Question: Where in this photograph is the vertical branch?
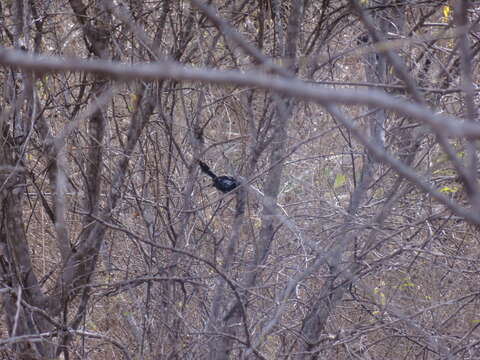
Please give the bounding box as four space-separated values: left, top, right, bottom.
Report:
53 142 70 262
0 1 55 357
454 1 480 209
249 0 303 286
0 137 51 358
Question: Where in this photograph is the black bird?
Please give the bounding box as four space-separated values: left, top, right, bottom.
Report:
198 160 239 193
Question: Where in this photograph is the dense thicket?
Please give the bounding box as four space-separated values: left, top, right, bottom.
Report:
0 1 479 359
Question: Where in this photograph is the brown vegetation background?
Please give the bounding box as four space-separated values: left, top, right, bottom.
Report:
0 0 480 359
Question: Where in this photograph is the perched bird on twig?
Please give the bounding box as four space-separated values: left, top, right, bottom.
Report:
198 160 239 193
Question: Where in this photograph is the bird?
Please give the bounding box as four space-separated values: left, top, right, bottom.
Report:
198 160 239 193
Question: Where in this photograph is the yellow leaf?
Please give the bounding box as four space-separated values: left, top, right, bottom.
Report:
400 281 415 288
442 5 450 22
443 5 450 19
439 185 458 193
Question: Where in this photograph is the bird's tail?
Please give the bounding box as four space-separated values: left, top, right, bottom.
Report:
198 160 217 179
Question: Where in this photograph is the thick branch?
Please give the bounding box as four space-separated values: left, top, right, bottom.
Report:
0 48 477 138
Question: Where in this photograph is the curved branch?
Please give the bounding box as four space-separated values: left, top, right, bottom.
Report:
0 48 477 139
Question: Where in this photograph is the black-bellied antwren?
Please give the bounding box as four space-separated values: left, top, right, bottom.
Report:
198 160 239 193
